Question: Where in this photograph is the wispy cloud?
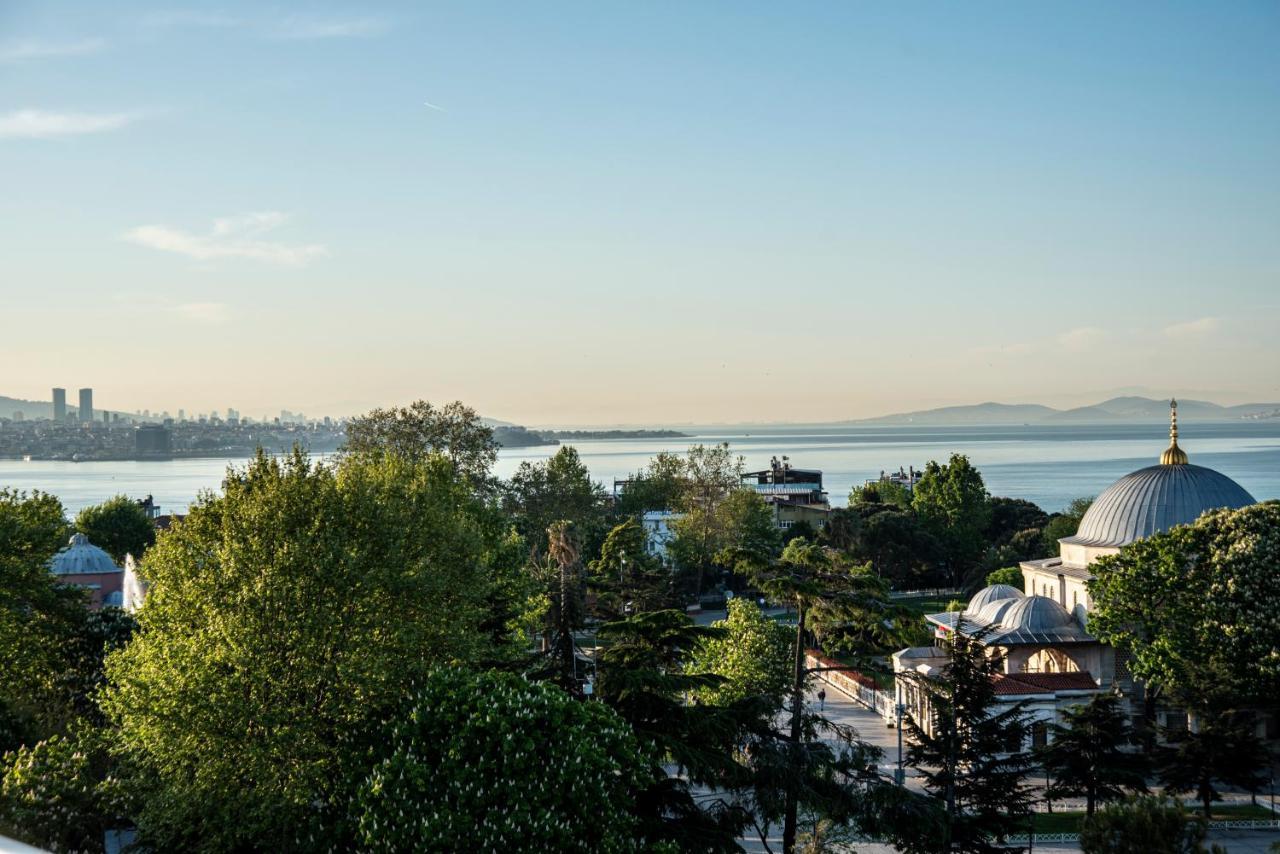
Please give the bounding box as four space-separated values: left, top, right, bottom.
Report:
271 17 388 40
142 10 386 40
0 109 138 139
170 302 230 324
112 292 232 325
1057 326 1105 352
0 37 106 62
1163 317 1220 339
123 212 328 266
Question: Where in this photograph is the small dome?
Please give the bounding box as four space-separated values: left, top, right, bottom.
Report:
49 533 120 576
977 597 1022 625
967 584 1024 614
1066 464 1254 548
999 595 1074 632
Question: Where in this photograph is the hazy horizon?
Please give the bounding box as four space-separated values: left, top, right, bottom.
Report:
4 2 1279 422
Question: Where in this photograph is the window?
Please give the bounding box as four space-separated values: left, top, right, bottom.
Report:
1164 711 1188 733
1032 721 1048 749
1073 590 1078 608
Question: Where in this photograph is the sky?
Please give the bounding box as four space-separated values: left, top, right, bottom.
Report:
2 2 1278 426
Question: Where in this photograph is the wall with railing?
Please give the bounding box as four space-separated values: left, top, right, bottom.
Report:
806 650 896 722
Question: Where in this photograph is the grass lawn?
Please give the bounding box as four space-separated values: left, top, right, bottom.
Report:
895 596 957 617
1029 802 1276 835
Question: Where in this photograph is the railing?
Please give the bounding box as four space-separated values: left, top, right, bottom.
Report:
805 651 896 720
1003 817 1280 845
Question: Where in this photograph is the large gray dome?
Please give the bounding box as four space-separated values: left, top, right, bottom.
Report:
49 533 120 576
1064 463 1254 548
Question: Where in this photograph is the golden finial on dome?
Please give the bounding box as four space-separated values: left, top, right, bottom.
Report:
1160 398 1188 465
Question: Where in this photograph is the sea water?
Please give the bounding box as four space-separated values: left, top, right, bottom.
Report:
2 422 1278 516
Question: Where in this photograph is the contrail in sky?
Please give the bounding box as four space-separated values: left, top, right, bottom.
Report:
423 100 445 112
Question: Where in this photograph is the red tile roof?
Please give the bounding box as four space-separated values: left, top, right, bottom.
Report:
991 672 1097 696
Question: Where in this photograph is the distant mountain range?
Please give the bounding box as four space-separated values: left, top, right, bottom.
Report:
843 396 1280 426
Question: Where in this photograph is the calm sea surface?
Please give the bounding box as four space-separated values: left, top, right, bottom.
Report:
3 423 1278 516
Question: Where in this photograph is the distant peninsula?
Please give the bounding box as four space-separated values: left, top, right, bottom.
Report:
836 396 1280 427
540 429 690 441
490 426 690 448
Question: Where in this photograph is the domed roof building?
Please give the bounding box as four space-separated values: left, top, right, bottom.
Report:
1026 400 1255 616
892 401 1259 738
49 532 123 610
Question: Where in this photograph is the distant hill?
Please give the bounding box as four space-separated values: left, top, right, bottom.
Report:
0 395 53 419
844 396 1280 426
851 402 1058 426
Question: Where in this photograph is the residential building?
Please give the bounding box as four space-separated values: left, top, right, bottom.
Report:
52 387 66 421
742 456 831 530
78 388 93 422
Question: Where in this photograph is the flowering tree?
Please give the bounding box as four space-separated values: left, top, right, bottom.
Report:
1089 501 1280 705
352 669 647 852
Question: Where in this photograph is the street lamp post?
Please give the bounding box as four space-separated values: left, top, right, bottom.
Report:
895 702 906 786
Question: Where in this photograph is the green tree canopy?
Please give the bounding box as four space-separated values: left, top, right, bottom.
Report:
896 628 1034 853
101 450 512 850
588 518 674 617
351 669 647 853
1040 694 1149 815
984 566 1024 589
1158 707 1267 818
1042 496 1093 553
341 399 497 481
911 454 992 586
0 489 83 751
1089 501 1280 705
74 495 155 564
1078 795 1210 854
687 598 792 709
505 446 608 557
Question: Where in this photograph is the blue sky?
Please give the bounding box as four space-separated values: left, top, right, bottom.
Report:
2 2 1278 424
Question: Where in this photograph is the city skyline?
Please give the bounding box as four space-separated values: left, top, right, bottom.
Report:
3 2 1279 423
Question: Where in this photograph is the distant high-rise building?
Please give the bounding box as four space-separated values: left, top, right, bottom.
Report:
52 388 66 421
178 408 185 421
78 388 93 422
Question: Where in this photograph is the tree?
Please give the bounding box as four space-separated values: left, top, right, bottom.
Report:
1042 497 1093 553
1040 694 1149 815
595 609 758 850
1159 706 1267 819
341 399 497 482
850 507 939 590
615 451 687 516
912 454 991 587
1079 795 1211 854
668 444 746 597
0 489 83 752
742 538 901 853
74 496 155 564
0 724 118 853
505 446 608 558
350 669 646 853
896 626 1035 853
687 599 792 709
538 520 588 695
984 497 1048 546
101 450 511 850
588 519 674 618
984 566 1024 589
1089 502 1280 705
852 480 912 508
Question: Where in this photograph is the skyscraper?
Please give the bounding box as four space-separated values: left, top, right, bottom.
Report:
52 388 66 421
78 388 93 422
